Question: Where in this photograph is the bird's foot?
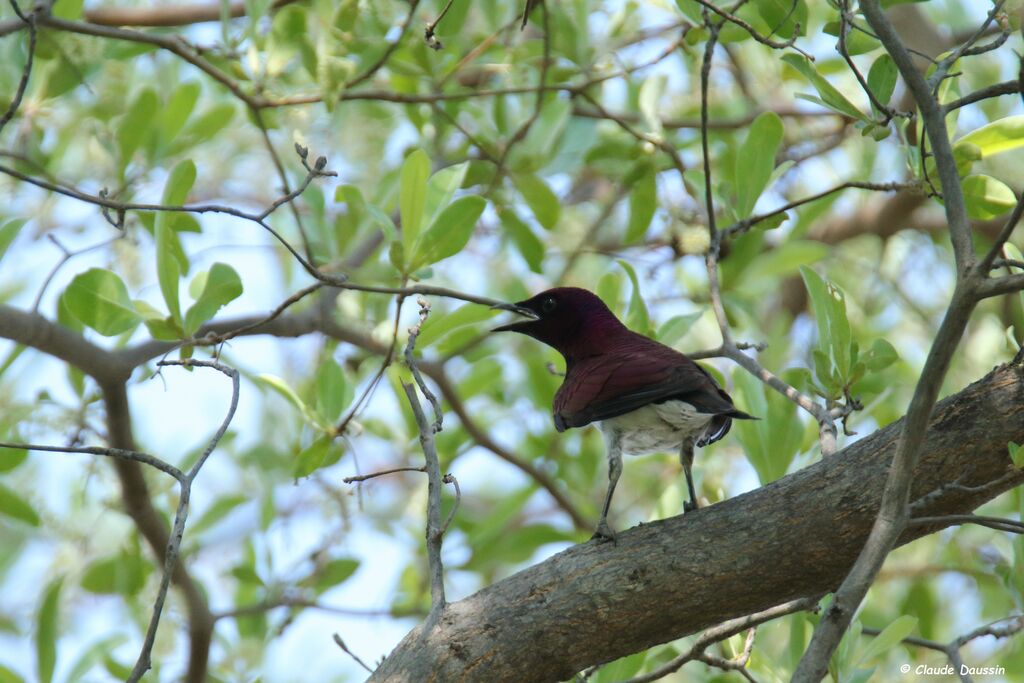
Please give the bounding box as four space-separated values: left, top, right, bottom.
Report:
591 521 618 544
683 500 698 513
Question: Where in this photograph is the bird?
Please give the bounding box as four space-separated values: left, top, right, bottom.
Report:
494 287 755 542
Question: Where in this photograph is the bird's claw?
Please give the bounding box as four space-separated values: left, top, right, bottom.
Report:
683 500 697 513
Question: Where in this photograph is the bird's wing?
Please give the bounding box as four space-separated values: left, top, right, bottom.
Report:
554 348 745 430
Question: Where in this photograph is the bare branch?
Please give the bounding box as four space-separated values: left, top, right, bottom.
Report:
0 441 183 481
722 182 913 239
0 0 37 136
127 358 240 682
944 79 1020 112
346 0 422 89
687 0 810 57
333 634 375 674
977 191 1024 274
405 298 443 433
908 514 1024 534
620 598 818 683
401 301 450 627
402 381 447 626
343 466 426 484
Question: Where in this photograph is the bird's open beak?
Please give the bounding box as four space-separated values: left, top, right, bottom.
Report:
491 302 538 332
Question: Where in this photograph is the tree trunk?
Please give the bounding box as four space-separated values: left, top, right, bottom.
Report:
371 358 1024 682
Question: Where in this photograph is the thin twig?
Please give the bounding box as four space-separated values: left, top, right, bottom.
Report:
687 0 810 57
333 634 374 674
908 514 1024 534
342 466 426 484
126 358 239 682
0 441 183 480
722 181 914 238
346 0 422 89
976 191 1024 274
863 614 1024 683
424 0 456 50
0 0 37 136
402 381 447 626
405 298 443 433
491 1 551 189
619 597 819 683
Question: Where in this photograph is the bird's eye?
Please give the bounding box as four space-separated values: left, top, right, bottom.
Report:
541 297 557 313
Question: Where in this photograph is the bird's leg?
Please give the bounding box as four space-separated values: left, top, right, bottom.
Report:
593 436 622 543
679 437 699 513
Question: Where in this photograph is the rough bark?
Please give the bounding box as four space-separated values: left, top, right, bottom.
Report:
371 358 1024 682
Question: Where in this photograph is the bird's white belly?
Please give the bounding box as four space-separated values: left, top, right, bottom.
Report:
598 401 712 455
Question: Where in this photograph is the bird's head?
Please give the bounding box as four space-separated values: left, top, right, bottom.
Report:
492 287 624 355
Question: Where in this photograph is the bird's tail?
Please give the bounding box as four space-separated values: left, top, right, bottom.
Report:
697 408 756 447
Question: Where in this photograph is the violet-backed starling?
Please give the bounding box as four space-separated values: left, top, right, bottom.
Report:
495 287 755 541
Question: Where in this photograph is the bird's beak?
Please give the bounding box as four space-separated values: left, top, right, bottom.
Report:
491 302 538 332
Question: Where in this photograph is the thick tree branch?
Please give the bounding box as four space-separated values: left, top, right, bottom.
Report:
370 360 1024 681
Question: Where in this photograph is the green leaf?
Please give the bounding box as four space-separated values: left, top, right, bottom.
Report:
822 20 880 55
854 615 917 666
190 494 249 536
735 111 784 219
61 268 141 336
863 339 898 372
638 73 667 135
117 89 157 171
304 558 359 593
732 369 801 484
500 210 545 273
155 224 182 327
740 240 829 284
410 195 485 269
783 54 865 121
36 578 62 683
800 266 853 390
51 0 81 19
0 663 24 683
617 260 651 335
1007 441 1022 469
294 434 338 477
158 159 197 214
399 149 431 257
0 482 39 526
335 184 398 241
754 0 808 39
961 175 1017 220
0 445 27 473
80 553 149 596
257 374 323 428
315 358 351 423
626 165 657 242
424 161 469 228
154 159 196 324
867 54 898 116
512 173 560 230
954 115 1024 160
0 218 27 266
418 304 495 348
174 103 236 151
64 635 128 683
183 262 243 334
657 312 703 347
160 82 201 144
231 564 264 586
